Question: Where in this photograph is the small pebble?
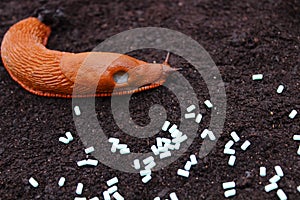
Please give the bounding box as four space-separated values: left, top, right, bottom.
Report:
259 167 266 177
228 155 236 166
204 100 213 108
276 189 287 200
252 74 263 80
289 109 297 119
230 131 240 142
106 177 118 186
28 177 39 188
274 166 284 177
241 140 251 150
177 169 189 178
58 177 66 187
276 85 284 93
74 106 81 116
186 105 196 112
76 183 83 195
224 189 236 198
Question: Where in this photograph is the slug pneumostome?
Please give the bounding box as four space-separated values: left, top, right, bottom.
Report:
1 17 175 98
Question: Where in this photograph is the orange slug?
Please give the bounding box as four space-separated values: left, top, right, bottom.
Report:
1 17 175 98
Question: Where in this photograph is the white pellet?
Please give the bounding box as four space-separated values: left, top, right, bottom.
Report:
274 166 284 177
276 189 287 200
90 197 99 200
228 155 236 166
223 148 235 155
65 132 74 141
77 160 87 167
76 183 83 195
207 130 216 141
29 177 39 188
86 159 98 166
289 109 297 119
276 85 284 93
113 192 124 200
169 124 178 133
174 143 181 150
230 131 240 142
222 181 236 189
241 140 251 150
84 146 95 154
74 198 86 200
293 135 300 141
111 144 117 153
140 169 151 176
103 191 111 200
74 106 81 116
169 192 178 200
259 167 266 177
158 146 169 153
142 174 152 183
151 145 160 155
190 154 197 165
225 140 235 149
297 145 300 155
204 100 213 108
269 175 281 183
107 185 118 194
297 185 300 192
120 148 130 154
201 129 209 139
252 74 263 80
160 151 171 159
195 113 203 123
186 105 196 112
58 177 66 187
162 121 171 131
154 197 160 200
59 137 69 144
106 177 118 186
116 144 127 150
108 137 119 144
156 137 163 147
224 189 236 198
145 161 156 170
184 113 196 119
184 161 192 171
177 169 189 178
172 134 188 143
143 156 154 165
133 159 141 170
168 144 176 150
161 138 171 144
171 129 182 138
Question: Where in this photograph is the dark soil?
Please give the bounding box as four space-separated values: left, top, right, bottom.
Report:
0 0 299 199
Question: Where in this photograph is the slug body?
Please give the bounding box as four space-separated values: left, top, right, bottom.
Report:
1 17 173 98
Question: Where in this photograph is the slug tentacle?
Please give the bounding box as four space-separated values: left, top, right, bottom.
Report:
1 17 174 98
